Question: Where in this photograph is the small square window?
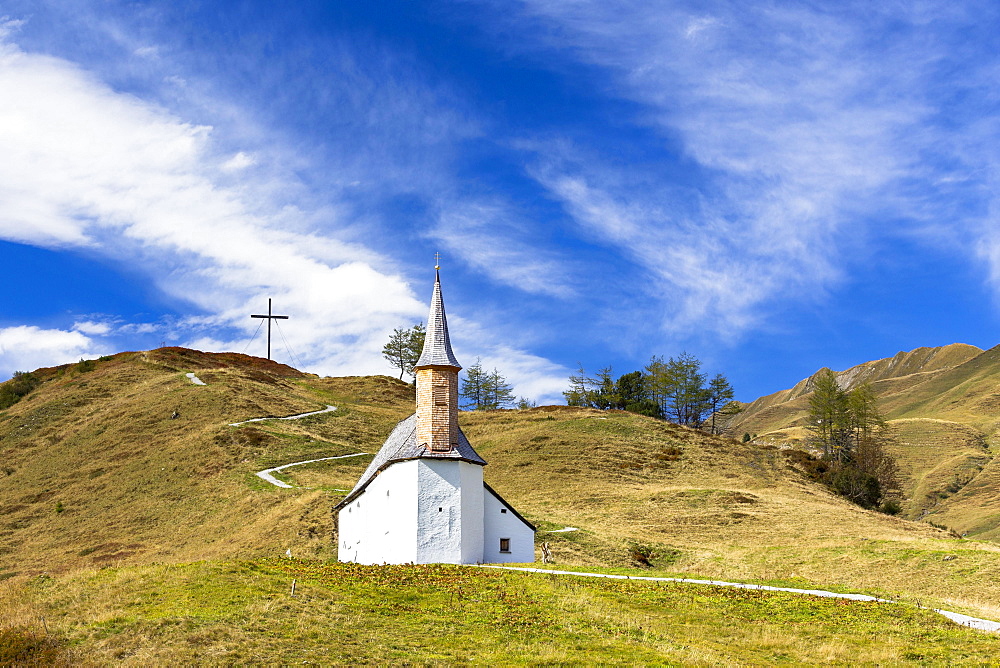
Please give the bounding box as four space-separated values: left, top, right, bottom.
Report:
499 538 511 553
501 509 507 514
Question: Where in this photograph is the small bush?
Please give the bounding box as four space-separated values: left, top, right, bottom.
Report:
0 371 41 410
828 467 881 509
77 359 96 373
0 626 64 665
629 543 656 567
880 498 902 515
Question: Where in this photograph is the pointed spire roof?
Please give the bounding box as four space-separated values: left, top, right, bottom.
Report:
415 268 461 370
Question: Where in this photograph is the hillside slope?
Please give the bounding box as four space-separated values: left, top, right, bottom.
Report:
0 348 413 573
724 343 1000 537
3 348 1000 621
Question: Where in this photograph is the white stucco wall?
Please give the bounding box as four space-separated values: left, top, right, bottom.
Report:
338 460 419 564
339 458 532 565
483 488 535 563
416 459 484 564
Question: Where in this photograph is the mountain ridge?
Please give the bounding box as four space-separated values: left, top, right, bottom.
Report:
724 342 1000 537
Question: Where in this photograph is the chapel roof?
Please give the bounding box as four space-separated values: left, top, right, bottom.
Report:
334 413 486 509
414 269 461 370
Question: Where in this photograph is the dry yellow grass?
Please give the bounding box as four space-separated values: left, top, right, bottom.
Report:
724 343 1000 543
4 348 1000 627
0 349 412 574
459 406 1000 619
4 559 999 665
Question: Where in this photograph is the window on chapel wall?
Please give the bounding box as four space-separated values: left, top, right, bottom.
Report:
499 538 510 553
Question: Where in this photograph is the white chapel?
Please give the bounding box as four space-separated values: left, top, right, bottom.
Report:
335 269 535 564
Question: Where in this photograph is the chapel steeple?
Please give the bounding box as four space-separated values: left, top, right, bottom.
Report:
414 264 462 452
415 268 462 370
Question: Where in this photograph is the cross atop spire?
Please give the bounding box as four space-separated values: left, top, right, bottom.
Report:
414 268 461 370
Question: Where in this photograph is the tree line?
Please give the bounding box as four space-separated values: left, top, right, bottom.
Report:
804 369 900 511
563 352 738 433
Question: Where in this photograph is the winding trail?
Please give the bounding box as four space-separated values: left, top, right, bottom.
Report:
230 404 338 426
233 403 368 488
480 566 1000 634
256 453 369 489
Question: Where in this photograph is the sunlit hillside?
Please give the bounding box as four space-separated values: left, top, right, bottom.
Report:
724 343 1000 538
2 350 998 607
0 348 412 573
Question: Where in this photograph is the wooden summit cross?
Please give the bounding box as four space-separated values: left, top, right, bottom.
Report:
251 298 289 360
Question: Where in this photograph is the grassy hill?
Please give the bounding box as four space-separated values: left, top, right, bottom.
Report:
0 348 414 573
3 348 1000 662
724 343 1000 538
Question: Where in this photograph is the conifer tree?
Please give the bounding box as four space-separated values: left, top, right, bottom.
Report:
645 355 669 415
706 373 735 434
591 366 616 410
460 358 487 409
484 367 515 409
664 352 709 426
563 363 595 407
807 369 850 460
807 373 900 508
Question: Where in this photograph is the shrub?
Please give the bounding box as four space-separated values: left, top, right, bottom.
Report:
629 543 656 567
0 371 41 410
828 466 881 509
625 399 663 418
0 626 64 665
880 498 902 515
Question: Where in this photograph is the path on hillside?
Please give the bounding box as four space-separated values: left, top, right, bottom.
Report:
480 566 1000 634
231 404 369 489
256 453 369 489
229 404 338 426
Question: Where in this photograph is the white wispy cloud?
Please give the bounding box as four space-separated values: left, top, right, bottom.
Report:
0 31 422 375
431 200 576 298
0 21 571 397
72 320 112 336
484 1 1000 334
0 325 104 376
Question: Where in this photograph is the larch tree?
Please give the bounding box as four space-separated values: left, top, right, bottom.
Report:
563 363 595 407
664 352 709 426
460 358 487 409
807 369 850 460
706 373 735 435
483 367 515 409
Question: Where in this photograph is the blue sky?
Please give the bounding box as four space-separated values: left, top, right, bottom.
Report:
2 0 1000 404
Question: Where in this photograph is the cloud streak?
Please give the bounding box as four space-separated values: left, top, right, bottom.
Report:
481 1 1000 335
0 16 572 399
0 32 424 373
0 326 102 377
